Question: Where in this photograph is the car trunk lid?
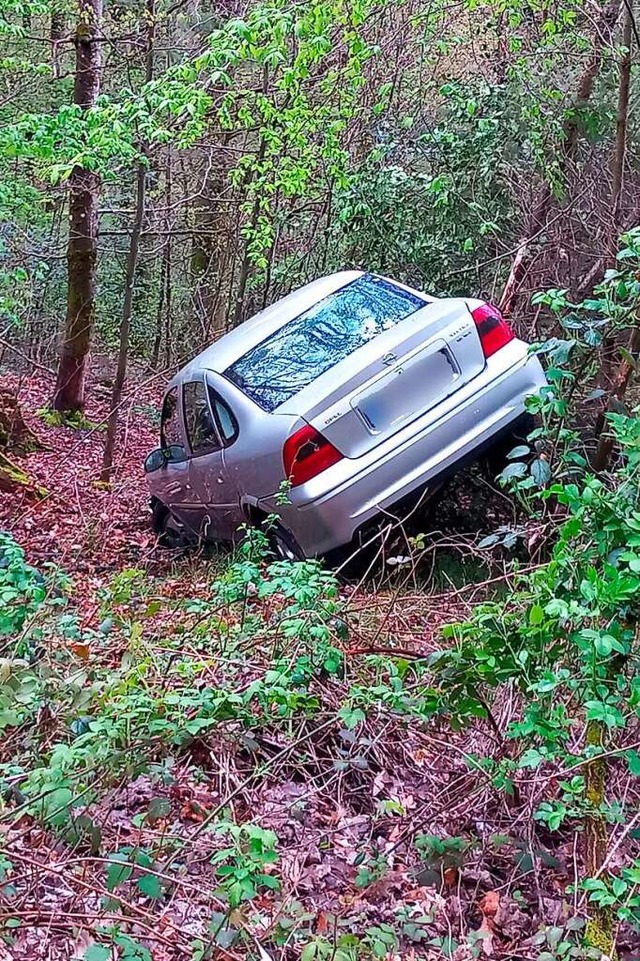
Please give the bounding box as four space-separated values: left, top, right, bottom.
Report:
279 298 485 458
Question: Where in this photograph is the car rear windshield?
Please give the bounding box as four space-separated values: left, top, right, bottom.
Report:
224 274 426 411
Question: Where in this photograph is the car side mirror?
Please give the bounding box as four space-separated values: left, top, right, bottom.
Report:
166 444 187 464
143 445 187 473
144 448 166 473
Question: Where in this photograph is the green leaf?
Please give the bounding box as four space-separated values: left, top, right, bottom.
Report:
84 946 111 961
507 445 530 459
499 461 528 481
477 534 499 549
530 457 551 486
626 750 640 776
612 877 627 897
519 748 545 769
529 604 544 626
106 855 132 892
137 873 163 899
338 706 366 729
146 797 171 823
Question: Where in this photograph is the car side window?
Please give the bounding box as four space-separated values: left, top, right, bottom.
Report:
160 387 182 448
183 381 222 456
207 385 238 446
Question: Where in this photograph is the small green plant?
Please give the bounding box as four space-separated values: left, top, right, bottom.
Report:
362 924 398 958
528 919 600 961
301 933 361 961
582 859 640 928
210 822 280 907
0 532 47 637
354 851 389 888
103 847 164 902
36 407 103 431
434 406 640 952
83 931 152 961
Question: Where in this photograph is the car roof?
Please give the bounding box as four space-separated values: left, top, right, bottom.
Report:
173 270 364 386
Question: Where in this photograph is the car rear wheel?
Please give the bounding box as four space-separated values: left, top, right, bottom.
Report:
269 523 306 562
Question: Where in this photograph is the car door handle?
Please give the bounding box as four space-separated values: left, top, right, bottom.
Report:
166 482 184 495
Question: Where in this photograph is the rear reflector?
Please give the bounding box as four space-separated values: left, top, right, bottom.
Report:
472 303 515 358
283 423 344 487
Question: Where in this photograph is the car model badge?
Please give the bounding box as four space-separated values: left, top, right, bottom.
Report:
382 352 397 366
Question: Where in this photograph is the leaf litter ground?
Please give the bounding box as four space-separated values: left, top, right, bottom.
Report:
0 370 628 961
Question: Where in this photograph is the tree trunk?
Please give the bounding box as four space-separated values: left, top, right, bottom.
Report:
151 146 172 368
232 134 266 329
592 1 635 471
583 721 615 953
100 0 153 481
592 321 640 471
610 1 632 231
499 0 622 317
52 0 103 412
191 181 226 342
151 236 170 367
599 0 634 385
100 162 147 481
0 389 40 453
0 390 42 496
51 10 65 79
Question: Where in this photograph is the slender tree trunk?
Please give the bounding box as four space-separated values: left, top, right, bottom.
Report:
100 0 154 480
499 0 622 317
152 237 170 367
232 208 257 328
191 166 227 342
100 162 147 481
152 146 172 367
163 249 172 367
583 721 615 953
592 0 635 472
592 321 640 471
610 1 632 230
52 0 103 411
51 9 65 79
232 140 266 329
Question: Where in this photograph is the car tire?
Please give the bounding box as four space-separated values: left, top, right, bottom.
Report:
268 523 306 562
151 499 189 549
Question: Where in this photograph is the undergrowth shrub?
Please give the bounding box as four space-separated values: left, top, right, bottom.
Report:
433 411 640 950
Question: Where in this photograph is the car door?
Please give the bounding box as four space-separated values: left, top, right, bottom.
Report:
182 376 241 542
152 385 205 538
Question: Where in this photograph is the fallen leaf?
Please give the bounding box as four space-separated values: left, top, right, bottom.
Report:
443 865 458 888
479 890 500 918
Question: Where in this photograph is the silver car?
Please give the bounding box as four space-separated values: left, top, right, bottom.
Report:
144 271 546 558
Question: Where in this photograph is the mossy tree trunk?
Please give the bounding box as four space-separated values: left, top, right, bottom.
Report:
0 389 39 452
584 720 616 956
52 0 103 412
0 389 41 494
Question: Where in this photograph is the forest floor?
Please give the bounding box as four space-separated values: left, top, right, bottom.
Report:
1 369 637 961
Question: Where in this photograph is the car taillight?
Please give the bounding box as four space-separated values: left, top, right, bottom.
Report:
283 423 343 487
472 303 515 358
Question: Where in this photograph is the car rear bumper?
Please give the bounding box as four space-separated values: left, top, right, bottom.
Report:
258 343 546 556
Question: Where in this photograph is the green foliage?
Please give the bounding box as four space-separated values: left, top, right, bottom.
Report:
329 80 520 292
435 403 640 932
498 227 640 494
0 532 46 636
354 851 389 888
36 408 104 430
211 821 280 906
